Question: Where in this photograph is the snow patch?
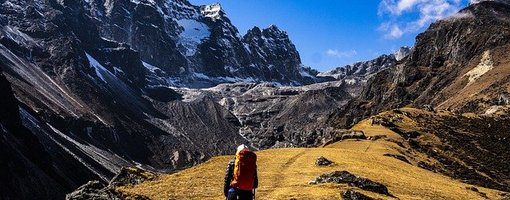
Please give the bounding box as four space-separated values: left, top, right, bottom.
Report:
2 26 38 47
176 19 210 56
299 69 314 78
192 72 257 83
465 50 494 86
86 53 108 83
344 79 357 85
142 61 161 73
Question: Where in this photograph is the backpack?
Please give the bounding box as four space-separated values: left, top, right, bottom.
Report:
230 149 257 191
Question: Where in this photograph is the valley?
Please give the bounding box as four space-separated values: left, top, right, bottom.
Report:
1 0 510 199
103 108 510 199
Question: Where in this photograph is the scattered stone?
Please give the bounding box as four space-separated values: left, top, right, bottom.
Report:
310 171 391 196
383 153 411 164
315 156 334 166
342 190 374 200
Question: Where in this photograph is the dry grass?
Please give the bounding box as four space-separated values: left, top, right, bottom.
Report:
118 118 505 200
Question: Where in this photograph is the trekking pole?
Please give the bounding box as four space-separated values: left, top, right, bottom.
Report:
253 189 256 200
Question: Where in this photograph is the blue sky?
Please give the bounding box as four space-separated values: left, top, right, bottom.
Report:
189 0 471 72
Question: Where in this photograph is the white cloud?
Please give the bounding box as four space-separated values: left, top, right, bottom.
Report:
388 25 404 39
326 49 357 58
378 0 466 39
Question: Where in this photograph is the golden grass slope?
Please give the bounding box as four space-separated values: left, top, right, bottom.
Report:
118 117 507 199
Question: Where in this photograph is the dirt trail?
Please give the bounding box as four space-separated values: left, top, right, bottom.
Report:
261 149 308 198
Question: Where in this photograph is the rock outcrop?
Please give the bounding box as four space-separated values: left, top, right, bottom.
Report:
315 156 334 166
66 167 154 200
310 171 391 196
342 190 374 200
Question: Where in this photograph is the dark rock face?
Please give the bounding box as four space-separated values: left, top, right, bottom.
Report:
315 156 333 166
82 0 320 87
310 171 391 196
0 0 248 197
241 25 315 84
0 68 77 199
342 190 374 200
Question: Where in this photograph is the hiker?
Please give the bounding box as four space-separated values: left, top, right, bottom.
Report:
224 144 258 200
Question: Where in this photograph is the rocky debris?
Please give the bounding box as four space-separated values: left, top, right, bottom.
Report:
342 190 374 200
310 171 391 196
189 82 357 149
66 181 123 200
67 167 154 200
383 153 411 164
315 156 334 166
109 167 158 187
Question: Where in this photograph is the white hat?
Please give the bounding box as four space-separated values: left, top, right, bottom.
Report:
236 144 249 154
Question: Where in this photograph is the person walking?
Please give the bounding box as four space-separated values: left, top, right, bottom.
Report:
224 144 258 200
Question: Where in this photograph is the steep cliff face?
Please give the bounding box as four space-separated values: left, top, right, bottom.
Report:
0 67 74 199
81 0 319 87
332 1 510 127
0 0 249 198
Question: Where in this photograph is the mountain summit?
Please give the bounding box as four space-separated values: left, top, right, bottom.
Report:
79 0 319 87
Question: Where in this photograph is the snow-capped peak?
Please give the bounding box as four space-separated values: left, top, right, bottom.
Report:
394 46 412 61
200 3 222 21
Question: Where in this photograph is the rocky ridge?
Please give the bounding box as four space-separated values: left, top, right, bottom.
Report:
82 0 321 87
318 46 411 80
332 1 510 127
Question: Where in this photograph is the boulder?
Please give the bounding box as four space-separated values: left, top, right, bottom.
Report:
310 171 391 196
315 156 334 166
